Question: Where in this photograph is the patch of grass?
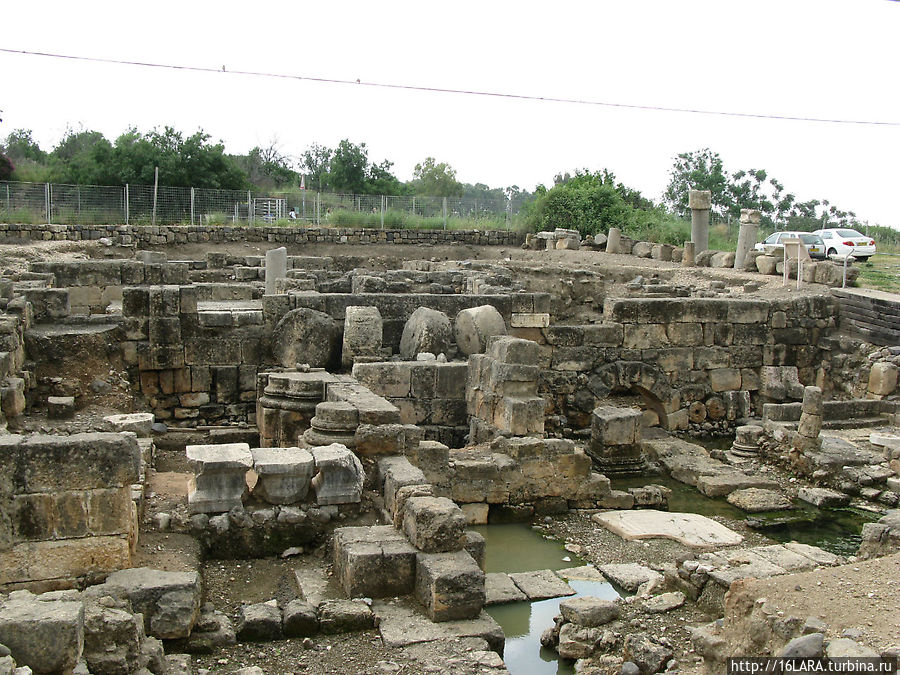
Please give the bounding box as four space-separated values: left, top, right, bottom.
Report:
854 254 900 294
0 207 46 224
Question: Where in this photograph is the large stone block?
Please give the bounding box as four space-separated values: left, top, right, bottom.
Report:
251 447 315 504
868 362 899 397
454 305 507 356
342 306 384 368
272 308 339 368
310 443 364 505
0 592 84 674
98 567 202 640
332 526 417 598
0 536 132 587
379 455 428 517
415 550 485 622
591 406 642 446
403 496 467 553
399 307 452 360
186 443 252 514
486 335 540 365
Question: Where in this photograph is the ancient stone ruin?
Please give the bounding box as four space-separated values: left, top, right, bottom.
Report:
0 222 897 674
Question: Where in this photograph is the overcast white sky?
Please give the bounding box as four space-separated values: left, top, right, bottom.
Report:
2 0 898 226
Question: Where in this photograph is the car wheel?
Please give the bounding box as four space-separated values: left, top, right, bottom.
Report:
827 248 838 257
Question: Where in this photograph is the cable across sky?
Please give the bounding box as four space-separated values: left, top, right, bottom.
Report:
2 47 899 128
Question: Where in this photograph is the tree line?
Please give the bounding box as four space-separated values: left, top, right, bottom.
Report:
0 126 531 203
0 126 871 235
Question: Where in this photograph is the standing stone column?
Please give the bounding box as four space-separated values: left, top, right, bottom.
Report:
682 241 696 267
606 227 622 254
265 247 288 295
734 209 761 270
689 190 711 253
790 386 823 465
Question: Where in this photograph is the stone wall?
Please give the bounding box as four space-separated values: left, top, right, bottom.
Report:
0 223 525 247
534 295 837 432
0 433 141 589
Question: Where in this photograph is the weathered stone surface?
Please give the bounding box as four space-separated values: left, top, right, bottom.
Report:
264 247 287 296
642 591 686 613
283 599 318 638
508 569 576 601
333 526 417 598
598 563 663 592
402 496 467 553
186 443 252 514
484 572 527 605
868 362 899 397
82 599 145 675
318 599 374 634
726 488 793 513
310 443 364 506
455 305 507 356
593 510 743 548
826 638 879 658
250 447 314 504
236 601 282 642
102 413 155 437
415 550 485 622
557 622 604 660
559 596 620 627
272 308 339 368
342 306 383 368
0 593 84 675
797 487 851 508
399 307 452 360
778 633 825 658
373 599 504 653
101 568 201 639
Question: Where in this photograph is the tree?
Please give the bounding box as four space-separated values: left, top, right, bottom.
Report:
663 149 730 219
49 128 115 185
367 159 408 196
236 141 297 189
300 143 332 192
412 157 463 197
3 129 46 163
0 152 13 181
328 139 370 194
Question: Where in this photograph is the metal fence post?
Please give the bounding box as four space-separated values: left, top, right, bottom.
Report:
151 167 159 227
46 183 51 224
381 195 385 229
190 187 195 225
442 197 447 230
316 192 320 226
248 190 252 225
124 184 129 225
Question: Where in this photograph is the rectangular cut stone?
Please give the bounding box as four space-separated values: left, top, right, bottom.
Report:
415 550 485 622
403 496 467 553
0 536 132 586
510 313 550 328
591 406 641 446
250 447 315 504
310 443 365 506
508 569 576 601
333 526 417 598
379 456 428 517
186 443 252 514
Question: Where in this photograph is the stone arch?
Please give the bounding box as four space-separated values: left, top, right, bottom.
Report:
588 361 676 429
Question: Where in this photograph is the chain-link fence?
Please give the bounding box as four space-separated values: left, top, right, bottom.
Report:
0 181 527 230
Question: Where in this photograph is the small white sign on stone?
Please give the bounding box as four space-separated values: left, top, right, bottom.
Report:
592 509 743 548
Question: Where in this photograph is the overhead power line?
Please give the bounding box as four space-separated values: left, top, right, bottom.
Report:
2 47 899 127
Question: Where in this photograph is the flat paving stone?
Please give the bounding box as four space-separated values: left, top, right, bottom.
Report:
642 591 686 613
508 569 576 601
484 573 527 606
592 510 743 548
555 565 606 583
373 598 504 653
726 488 794 512
598 563 663 592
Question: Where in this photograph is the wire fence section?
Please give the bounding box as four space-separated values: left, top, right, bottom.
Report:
0 181 526 229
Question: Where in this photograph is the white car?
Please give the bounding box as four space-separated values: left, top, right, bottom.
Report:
813 228 876 262
754 231 825 260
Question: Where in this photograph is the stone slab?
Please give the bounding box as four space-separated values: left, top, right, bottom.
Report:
508 569 576 601
484 572 528 605
373 599 505 653
555 565 606 582
597 563 663 592
592 510 743 548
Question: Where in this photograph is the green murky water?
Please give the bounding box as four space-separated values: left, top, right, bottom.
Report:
473 524 621 675
610 475 879 557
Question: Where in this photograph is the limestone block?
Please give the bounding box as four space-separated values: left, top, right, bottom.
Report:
100 567 202 640
379 455 428 516
317 599 374 634
283 600 318 638
82 601 146 675
756 255 778 275
102 413 154 437
310 443 364 506
1 377 25 418
415 550 485 622
689 190 711 210
342 306 384 368
332 526 417 598
236 600 282 641
868 362 899 397
485 335 541 365
709 368 741 392
557 622 604 660
510 313 550 328
591 406 642 446
272 308 339 368
454 305 507 356
559 596 620 627
710 251 735 268
399 307 452 360
403 496 467 553
47 395 75 418
186 443 252 514
352 362 412 398
555 237 579 250
264 247 288 296
632 241 653 258
250 447 314 504
0 593 83 674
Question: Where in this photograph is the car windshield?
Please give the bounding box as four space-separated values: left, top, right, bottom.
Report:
799 234 822 245
834 229 864 238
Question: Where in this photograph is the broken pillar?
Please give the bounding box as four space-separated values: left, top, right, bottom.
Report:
682 241 696 267
689 190 711 253
251 447 315 504
606 227 622 254
588 406 646 475
303 401 359 448
399 307 452 360
310 443 364 506
342 306 384 368
265 246 288 295
734 209 760 270
791 386 823 463
454 305 507 356
186 442 252 514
